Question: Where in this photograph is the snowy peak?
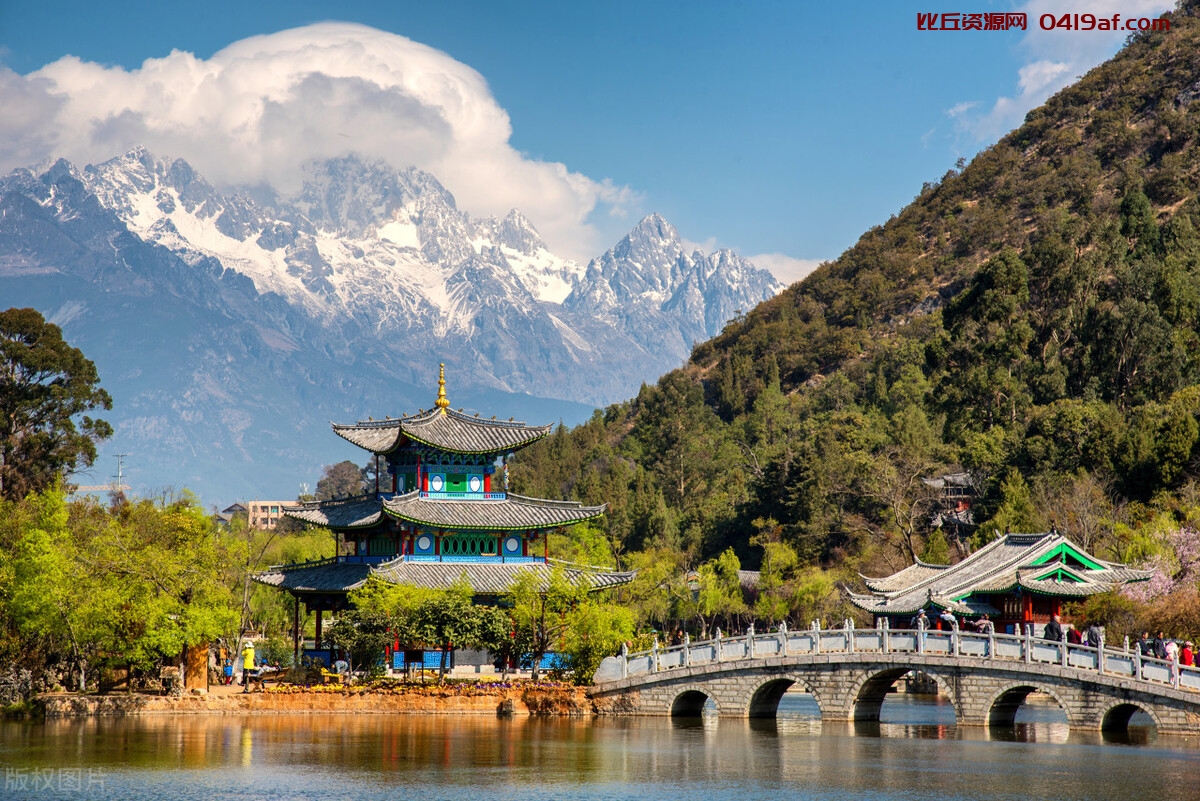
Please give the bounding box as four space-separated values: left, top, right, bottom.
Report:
287 155 454 235
494 209 545 255
7 148 781 405
564 212 783 341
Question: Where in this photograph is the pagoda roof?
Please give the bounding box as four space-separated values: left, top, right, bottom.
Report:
370 559 634 594
282 496 383 529
382 491 605 531
847 532 1153 616
332 408 552 455
253 558 633 596
254 559 372 593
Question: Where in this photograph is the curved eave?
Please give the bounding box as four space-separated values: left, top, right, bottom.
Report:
253 560 371 593
282 496 384 530
382 506 606 532
846 592 925 616
381 491 605 532
1017 577 1118 597
331 422 403 454
399 428 549 456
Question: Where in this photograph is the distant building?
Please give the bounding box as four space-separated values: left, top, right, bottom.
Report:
922 471 975 536
247 500 289 530
215 503 247 529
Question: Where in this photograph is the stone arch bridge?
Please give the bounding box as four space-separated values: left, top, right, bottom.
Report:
588 625 1200 734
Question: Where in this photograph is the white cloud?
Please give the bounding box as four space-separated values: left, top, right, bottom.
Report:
681 235 719 254
946 101 980 119
957 0 1174 141
748 253 825 285
0 22 636 260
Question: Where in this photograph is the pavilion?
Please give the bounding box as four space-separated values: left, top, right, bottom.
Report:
254 364 633 668
846 531 1152 635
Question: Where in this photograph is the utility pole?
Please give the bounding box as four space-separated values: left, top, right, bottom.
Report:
113 454 128 492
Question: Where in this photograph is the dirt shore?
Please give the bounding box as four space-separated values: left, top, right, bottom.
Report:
36 682 595 718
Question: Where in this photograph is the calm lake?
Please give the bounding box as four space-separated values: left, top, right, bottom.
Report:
2 693 1198 800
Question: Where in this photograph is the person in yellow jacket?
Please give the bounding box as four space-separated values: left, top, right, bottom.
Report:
240 641 256 693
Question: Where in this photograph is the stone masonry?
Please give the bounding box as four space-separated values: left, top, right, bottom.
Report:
588 652 1200 734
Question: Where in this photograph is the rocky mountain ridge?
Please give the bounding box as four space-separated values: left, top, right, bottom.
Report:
0 149 781 501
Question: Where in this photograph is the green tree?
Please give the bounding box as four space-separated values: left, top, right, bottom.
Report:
976 469 1043 542
920 529 951 565
8 486 108 690
507 568 586 680
560 601 634 684
315 460 368 500
751 517 799 626
323 606 393 679
416 576 484 681
695 548 747 637
0 308 112 501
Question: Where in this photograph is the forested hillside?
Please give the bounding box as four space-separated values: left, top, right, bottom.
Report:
511 1 1200 636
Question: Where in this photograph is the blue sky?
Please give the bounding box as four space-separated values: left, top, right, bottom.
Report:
0 0 1175 279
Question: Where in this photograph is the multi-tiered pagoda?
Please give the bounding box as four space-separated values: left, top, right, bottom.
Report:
256 365 631 667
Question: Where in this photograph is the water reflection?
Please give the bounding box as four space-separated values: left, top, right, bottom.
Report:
1 708 1199 801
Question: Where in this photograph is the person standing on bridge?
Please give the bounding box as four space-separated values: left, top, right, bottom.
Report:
1182 641 1195 667
978 614 994 656
1086 623 1103 650
1044 615 1064 642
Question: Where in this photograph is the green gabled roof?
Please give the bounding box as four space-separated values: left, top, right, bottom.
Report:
1031 566 1088 583
848 532 1153 616
1030 542 1104 571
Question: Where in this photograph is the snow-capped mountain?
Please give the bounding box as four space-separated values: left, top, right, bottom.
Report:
0 148 782 501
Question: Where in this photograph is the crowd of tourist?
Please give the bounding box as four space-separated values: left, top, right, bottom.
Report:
907 609 1196 679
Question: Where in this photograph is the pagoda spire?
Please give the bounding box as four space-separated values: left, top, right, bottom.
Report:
435 363 450 413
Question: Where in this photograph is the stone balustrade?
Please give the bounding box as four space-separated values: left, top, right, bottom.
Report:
589 621 1200 733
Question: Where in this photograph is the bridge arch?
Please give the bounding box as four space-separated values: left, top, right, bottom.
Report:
1098 699 1160 733
847 667 958 722
669 684 720 717
746 674 823 719
984 683 1074 728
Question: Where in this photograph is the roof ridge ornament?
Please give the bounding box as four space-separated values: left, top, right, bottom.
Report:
435 363 450 413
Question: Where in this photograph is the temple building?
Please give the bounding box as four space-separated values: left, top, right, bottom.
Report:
255 365 633 668
847 532 1152 635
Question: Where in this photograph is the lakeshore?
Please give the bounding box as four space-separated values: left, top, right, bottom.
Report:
32 681 592 718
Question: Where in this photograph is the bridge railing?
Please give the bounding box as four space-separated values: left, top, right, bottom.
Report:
595 622 1200 694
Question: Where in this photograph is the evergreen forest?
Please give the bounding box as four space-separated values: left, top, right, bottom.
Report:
509 0 1200 643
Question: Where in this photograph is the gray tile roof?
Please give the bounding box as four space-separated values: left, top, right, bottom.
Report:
848 532 1153 616
370 559 634 594
282 496 383 529
331 420 403 453
382 491 605 531
332 408 552 455
254 559 372 593
254 558 633 596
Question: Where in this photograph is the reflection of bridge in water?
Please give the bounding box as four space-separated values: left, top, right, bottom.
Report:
589 625 1200 734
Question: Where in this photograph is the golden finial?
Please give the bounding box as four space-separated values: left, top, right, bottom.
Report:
435 363 450 413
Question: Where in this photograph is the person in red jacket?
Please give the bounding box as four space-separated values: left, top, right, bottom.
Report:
1182 641 1195 667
